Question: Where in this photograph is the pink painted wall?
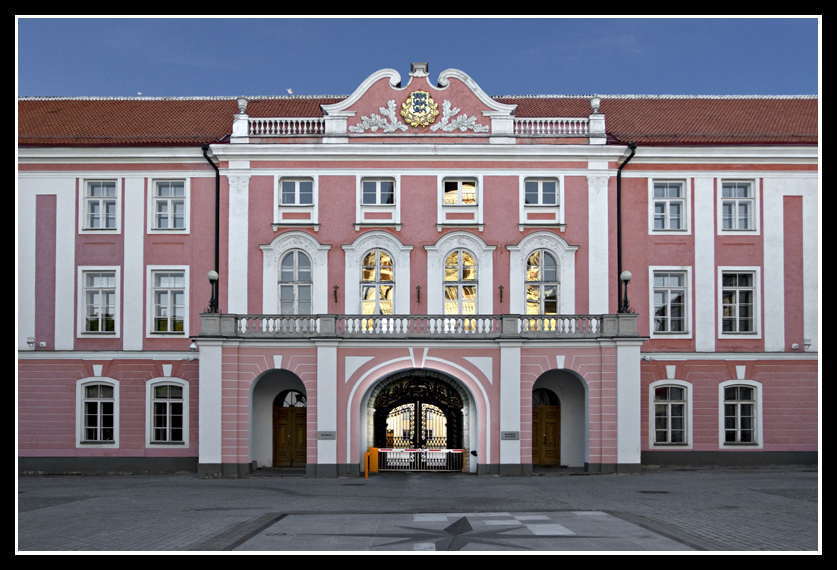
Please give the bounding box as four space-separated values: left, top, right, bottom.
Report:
18 359 199 457
640 359 818 452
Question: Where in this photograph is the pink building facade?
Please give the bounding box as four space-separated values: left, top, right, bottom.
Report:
18 64 819 476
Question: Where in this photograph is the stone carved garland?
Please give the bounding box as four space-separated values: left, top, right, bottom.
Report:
349 99 489 134
348 100 408 133
430 100 490 133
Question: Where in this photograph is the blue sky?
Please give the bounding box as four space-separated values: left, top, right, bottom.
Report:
16 17 820 98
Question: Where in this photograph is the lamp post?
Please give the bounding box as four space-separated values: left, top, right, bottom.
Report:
619 270 633 314
207 270 219 313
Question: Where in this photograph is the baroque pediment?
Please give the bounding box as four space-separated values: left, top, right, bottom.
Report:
320 64 517 138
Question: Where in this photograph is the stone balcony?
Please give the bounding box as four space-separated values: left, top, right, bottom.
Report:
198 313 639 341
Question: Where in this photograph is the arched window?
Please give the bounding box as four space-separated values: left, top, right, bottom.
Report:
279 251 312 315
723 384 757 444
361 249 394 315
653 385 686 444
151 383 184 443
82 383 115 442
444 250 477 315
526 250 559 315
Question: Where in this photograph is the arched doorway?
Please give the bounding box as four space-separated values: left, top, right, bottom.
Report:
532 369 588 468
371 370 464 450
532 388 561 466
272 390 306 467
250 368 307 468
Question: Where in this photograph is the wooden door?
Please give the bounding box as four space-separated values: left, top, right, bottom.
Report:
532 405 561 466
273 407 307 467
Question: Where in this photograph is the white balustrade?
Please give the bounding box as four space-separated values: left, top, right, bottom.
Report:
248 117 325 136
513 117 589 137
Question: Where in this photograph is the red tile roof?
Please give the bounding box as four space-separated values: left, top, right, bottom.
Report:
19 95 817 147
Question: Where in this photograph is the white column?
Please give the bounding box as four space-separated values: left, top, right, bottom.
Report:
801 187 818 353
198 340 224 467
694 177 716 352
616 341 642 468
316 342 338 472
587 173 610 313
499 344 521 468
123 177 145 350
226 170 250 314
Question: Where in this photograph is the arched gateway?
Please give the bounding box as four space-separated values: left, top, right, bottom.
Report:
365 369 472 472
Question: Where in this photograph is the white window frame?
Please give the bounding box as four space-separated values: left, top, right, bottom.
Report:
717 179 760 235
443 249 479 316
649 266 692 339
260 231 331 315
649 379 693 449
76 377 119 448
519 175 565 231
79 178 121 234
425 231 496 315
355 175 401 230
506 232 578 315
342 231 412 315
77 266 121 338
648 178 691 234
279 250 313 315
148 178 190 234
274 175 319 231
146 377 189 447
718 379 763 449
437 175 484 231
717 267 761 339
146 266 190 338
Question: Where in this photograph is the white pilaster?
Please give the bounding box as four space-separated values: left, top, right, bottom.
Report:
587 173 610 313
227 171 250 313
694 177 716 352
123 177 145 350
198 341 224 465
762 184 785 351
616 341 642 466
499 344 521 466
316 342 338 466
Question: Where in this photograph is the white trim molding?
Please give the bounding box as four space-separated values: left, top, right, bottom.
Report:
718 378 764 450
145 266 190 338
507 231 578 315
648 177 692 235
648 266 693 340
648 378 694 450
274 175 319 231
76 376 120 449
145 376 190 448
717 266 762 340
342 231 413 315
260 231 331 315
425 231 496 315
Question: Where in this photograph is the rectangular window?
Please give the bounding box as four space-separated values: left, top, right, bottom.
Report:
443 180 477 205
152 271 185 332
721 181 754 230
524 179 558 206
84 272 116 333
281 179 314 205
153 181 185 229
653 272 687 333
721 272 755 333
361 179 395 205
152 384 184 443
653 182 684 230
85 181 117 229
654 386 686 444
83 384 115 442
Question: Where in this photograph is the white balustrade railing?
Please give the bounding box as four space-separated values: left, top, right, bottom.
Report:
513 117 589 136
219 314 620 339
248 117 326 136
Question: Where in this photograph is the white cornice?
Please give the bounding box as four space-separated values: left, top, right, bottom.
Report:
18 351 196 360
436 69 517 116
641 352 818 361
320 69 403 116
17 147 215 163
625 145 819 163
